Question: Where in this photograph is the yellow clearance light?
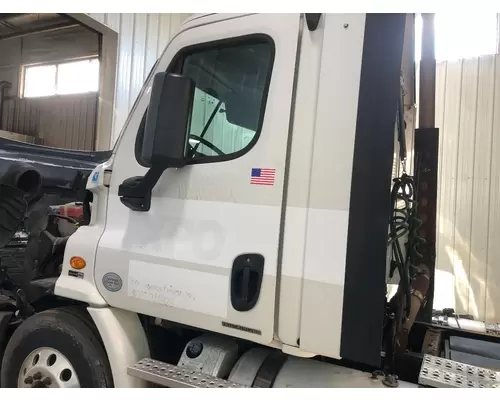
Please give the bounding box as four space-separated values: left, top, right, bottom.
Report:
70 256 86 270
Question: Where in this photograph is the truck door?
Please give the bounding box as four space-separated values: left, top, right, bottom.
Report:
94 14 301 345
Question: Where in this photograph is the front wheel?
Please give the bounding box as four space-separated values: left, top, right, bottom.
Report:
1 307 113 388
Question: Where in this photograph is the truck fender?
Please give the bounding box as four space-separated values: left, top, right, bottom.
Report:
87 307 150 388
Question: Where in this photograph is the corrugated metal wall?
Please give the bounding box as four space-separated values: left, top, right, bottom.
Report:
1 94 97 150
434 54 500 323
86 13 192 144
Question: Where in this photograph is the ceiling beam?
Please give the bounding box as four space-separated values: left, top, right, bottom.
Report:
0 22 79 41
0 14 24 22
0 20 21 32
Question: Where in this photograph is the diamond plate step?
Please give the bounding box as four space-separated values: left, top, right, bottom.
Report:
419 354 500 388
128 358 249 388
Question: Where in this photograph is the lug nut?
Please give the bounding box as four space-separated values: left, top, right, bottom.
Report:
42 377 52 386
24 376 33 384
33 372 42 380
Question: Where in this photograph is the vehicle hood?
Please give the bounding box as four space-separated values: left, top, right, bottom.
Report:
0 138 112 200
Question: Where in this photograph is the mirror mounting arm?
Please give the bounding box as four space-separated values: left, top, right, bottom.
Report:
118 166 166 212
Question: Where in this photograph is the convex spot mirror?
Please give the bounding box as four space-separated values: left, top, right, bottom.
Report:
141 72 195 169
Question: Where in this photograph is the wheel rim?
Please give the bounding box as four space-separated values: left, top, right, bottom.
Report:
18 347 81 388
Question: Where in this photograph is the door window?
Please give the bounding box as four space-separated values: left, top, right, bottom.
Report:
181 38 274 161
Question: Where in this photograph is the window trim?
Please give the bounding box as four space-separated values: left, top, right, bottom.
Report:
21 55 100 99
135 34 276 168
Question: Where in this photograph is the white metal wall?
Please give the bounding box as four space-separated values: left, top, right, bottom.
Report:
433 54 500 323
87 13 191 144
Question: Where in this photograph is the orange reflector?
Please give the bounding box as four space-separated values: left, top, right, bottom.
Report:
70 256 86 270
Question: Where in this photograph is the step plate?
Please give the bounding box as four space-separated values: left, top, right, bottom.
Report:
128 358 248 388
419 354 500 388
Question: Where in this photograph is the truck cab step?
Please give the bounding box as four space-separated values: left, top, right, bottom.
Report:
127 358 248 388
419 354 500 388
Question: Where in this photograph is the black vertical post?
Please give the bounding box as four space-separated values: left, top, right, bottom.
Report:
416 13 439 322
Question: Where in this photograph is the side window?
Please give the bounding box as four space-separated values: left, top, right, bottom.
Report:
181 38 274 160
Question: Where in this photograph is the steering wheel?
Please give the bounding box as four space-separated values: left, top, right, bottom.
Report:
189 134 226 156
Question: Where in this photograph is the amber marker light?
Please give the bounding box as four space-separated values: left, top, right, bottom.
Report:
70 256 86 270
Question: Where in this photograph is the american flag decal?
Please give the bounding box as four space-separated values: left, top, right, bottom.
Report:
250 168 276 186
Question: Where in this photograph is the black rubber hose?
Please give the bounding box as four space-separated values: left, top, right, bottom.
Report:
388 174 423 319
0 162 42 201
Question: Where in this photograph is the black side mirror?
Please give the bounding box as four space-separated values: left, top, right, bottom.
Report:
141 72 194 168
118 72 195 212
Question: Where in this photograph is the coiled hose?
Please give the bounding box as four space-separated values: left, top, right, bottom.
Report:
388 173 425 319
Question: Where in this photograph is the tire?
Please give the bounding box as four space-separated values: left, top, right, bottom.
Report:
0 337 6 386
1 307 113 388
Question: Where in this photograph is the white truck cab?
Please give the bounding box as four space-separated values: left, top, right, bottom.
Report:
2 13 499 389
54 12 408 385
